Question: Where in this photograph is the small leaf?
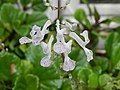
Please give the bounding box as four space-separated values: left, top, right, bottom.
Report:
0 4 26 31
13 74 39 90
14 25 30 36
99 74 112 87
40 79 62 90
77 68 92 83
88 73 98 88
93 57 109 72
111 43 120 67
17 60 33 75
26 12 47 26
115 60 120 70
0 52 20 81
25 45 44 65
61 79 73 90
93 7 100 23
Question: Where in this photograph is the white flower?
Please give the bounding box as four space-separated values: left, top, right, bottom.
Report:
53 20 72 54
69 30 93 62
62 20 77 32
63 53 76 71
19 20 51 45
40 35 54 67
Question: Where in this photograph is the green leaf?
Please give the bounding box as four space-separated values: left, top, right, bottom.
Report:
74 9 92 29
93 7 100 23
93 57 109 72
105 32 120 59
13 74 39 90
115 60 120 70
0 52 20 81
26 12 47 26
20 0 32 6
103 83 113 90
17 60 33 75
99 74 112 87
61 79 73 90
32 0 47 12
81 0 89 4
77 68 92 83
25 45 44 65
88 73 98 88
14 25 30 36
0 28 4 36
111 43 120 67
110 17 120 23
32 56 62 81
40 79 62 90
0 4 26 31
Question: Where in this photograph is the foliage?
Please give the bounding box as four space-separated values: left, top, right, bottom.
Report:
0 0 120 90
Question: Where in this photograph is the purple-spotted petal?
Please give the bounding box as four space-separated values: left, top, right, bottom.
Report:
63 55 76 72
40 56 51 67
53 42 66 54
32 36 43 46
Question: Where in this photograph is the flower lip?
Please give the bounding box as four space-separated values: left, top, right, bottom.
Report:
40 55 51 67
63 53 76 72
19 37 32 44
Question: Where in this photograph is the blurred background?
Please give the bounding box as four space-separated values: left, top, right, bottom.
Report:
0 0 120 90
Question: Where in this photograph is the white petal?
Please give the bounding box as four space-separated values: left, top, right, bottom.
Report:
40 35 54 54
83 48 93 62
69 32 93 62
40 56 51 67
69 32 86 46
80 30 90 44
30 25 41 37
19 37 31 44
66 40 72 53
48 35 54 51
49 0 58 7
42 20 51 34
41 42 48 54
63 54 76 71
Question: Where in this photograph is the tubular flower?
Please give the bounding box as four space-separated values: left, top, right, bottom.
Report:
63 53 76 71
69 31 93 62
19 20 51 45
53 20 76 71
53 20 72 54
40 35 54 67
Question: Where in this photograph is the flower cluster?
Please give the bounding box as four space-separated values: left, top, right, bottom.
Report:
19 19 93 71
19 0 93 72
